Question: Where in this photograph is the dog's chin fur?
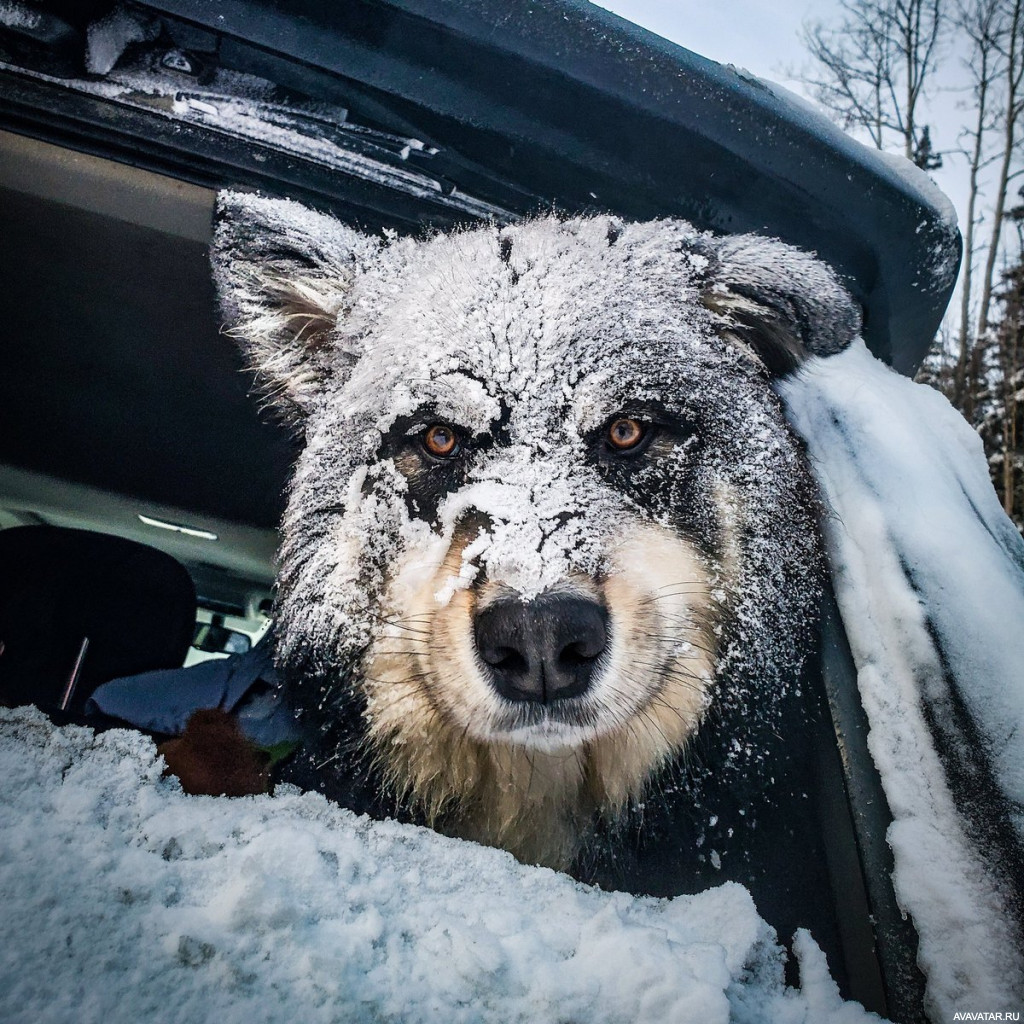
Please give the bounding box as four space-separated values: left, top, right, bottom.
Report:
362 523 718 869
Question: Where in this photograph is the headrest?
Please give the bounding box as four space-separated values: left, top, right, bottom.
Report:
0 526 197 713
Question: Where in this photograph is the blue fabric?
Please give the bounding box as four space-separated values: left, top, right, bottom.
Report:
87 639 300 746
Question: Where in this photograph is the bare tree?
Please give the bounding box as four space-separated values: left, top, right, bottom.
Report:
952 0 1024 421
977 216 1024 530
800 0 1024 524
800 0 946 164
977 0 1024 339
953 0 1006 410
1002 201 1024 526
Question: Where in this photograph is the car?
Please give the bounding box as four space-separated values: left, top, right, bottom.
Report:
0 2 986 1022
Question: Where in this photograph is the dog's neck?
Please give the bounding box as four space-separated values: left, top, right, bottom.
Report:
364 681 685 869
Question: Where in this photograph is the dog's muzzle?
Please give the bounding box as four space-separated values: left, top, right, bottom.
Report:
473 593 608 703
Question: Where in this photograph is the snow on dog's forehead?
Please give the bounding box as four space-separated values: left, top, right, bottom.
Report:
338 217 723 435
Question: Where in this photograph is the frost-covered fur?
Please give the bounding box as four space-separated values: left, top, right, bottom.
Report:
213 194 860 870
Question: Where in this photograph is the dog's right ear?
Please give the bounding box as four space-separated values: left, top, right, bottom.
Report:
212 191 382 418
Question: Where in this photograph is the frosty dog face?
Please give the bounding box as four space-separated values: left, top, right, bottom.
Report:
214 195 859 867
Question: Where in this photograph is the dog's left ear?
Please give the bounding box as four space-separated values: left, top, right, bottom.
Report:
701 234 862 377
211 191 384 418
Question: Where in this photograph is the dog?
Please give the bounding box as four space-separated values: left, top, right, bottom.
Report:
212 194 860 911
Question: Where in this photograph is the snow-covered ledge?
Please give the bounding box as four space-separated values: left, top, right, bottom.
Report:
0 707 878 1024
781 340 1024 1018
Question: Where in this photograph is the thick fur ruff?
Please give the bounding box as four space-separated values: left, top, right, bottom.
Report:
213 199 859 871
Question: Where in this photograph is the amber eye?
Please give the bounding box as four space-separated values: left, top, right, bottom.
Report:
423 423 460 458
607 417 646 451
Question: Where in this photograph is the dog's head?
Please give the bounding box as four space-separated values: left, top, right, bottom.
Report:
213 195 859 865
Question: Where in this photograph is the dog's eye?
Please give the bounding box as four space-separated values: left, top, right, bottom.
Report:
606 417 647 452
422 423 461 458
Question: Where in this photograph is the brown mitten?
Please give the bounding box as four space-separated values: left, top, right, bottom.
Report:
158 707 270 797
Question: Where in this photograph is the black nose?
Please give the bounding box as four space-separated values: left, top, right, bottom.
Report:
473 594 608 703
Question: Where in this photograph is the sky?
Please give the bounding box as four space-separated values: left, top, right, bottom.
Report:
593 0 827 88
592 1 995 338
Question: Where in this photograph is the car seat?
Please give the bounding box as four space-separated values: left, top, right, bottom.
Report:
0 525 196 714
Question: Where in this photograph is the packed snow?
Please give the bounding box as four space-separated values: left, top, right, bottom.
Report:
781 340 1024 1017
0 0 40 31
85 5 159 76
0 707 881 1024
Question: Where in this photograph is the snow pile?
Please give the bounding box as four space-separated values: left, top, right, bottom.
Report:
0 1 40 31
85 4 159 76
0 706 881 1024
781 340 1024 1016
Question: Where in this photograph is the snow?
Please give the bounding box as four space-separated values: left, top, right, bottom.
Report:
870 149 959 241
85 5 159 76
780 339 1024 1017
0 1 40 31
870 150 961 296
0 706 882 1024
168 92 503 220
